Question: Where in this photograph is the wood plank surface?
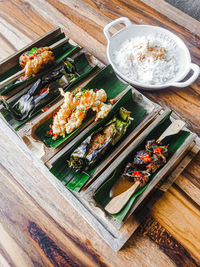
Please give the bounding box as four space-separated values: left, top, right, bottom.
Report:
0 0 200 266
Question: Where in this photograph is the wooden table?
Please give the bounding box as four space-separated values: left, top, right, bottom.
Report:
0 1 200 266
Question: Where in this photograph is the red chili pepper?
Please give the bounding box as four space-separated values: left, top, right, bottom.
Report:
20 74 26 80
153 146 163 154
132 171 144 177
47 129 55 136
108 98 116 105
139 155 153 161
94 89 99 92
40 88 49 95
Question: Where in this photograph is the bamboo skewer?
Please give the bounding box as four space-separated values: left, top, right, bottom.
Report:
0 36 69 90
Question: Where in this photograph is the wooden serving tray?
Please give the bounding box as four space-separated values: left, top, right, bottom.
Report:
0 28 199 251
83 109 198 223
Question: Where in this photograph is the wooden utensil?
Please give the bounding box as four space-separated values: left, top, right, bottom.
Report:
105 119 185 214
157 119 185 142
105 181 140 214
0 36 69 90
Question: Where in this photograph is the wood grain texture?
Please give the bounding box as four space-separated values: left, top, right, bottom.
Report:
0 0 200 265
0 131 181 267
152 186 200 262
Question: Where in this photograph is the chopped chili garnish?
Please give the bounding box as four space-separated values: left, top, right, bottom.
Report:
153 146 163 154
94 89 98 92
30 122 33 126
20 74 26 81
46 129 55 136
132 171 145 177
40 87 49 95
42 106 50 112
84 90 90 97
108 98 116 105
139 154 153 161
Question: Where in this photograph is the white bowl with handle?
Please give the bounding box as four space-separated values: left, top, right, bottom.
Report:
104 17 200 90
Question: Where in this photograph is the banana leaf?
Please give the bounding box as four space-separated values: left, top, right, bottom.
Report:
50 89 147 191
0 33 78 95
0 53 98 131
34 65 129 148
94 112 190 222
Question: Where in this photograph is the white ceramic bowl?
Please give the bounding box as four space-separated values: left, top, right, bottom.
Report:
104 17 200 90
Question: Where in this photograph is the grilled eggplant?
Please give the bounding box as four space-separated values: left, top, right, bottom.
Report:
2 59 78 121
68 107 131 172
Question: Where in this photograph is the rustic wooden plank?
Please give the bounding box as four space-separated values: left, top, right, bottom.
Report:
0 167 106 267
175 174 200 206
138 216 199 267
152 186 200 261
0 0 54 61
142 0 200 35
0 130 183 266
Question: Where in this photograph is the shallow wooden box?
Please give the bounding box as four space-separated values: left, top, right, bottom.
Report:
0 28 199 251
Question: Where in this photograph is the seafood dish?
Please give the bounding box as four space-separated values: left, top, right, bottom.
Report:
19 47 55 78
51 87 112 139
68 107 131 172
110 139 169 198
1 58 78 121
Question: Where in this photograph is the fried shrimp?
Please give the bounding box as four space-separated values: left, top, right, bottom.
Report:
52 89 74 139
52 88 112 138
65 90 96 134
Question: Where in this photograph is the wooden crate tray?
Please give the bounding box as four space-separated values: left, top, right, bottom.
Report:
0 28 199 251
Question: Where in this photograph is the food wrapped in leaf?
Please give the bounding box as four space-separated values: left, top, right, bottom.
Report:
68 107 131 172
1 59 78 121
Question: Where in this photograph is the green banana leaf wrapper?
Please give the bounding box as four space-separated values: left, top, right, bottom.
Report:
68 107 131 172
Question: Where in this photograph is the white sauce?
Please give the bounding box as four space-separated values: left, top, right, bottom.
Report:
113 35 179 85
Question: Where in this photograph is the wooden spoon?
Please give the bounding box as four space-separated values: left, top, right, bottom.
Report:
105 181 140 214
157 119 185 143
105 119 185 214
0 36 69 90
